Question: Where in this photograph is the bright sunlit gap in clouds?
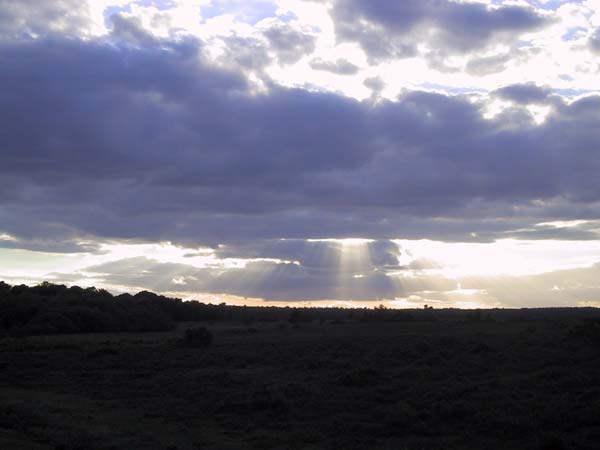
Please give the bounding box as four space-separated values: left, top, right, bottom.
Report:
337 239 373 300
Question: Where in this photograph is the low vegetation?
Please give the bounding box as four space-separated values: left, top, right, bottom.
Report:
1 281 599 449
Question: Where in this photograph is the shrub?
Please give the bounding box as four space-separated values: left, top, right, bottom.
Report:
538 434 568 450
182 326 213 348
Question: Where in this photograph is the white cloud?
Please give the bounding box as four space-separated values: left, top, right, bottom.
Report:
44 0 593 100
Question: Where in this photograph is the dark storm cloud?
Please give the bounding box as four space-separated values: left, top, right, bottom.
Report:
329 0 551 62
2 10 600 253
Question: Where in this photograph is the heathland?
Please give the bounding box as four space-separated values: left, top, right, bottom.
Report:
1 282 599 449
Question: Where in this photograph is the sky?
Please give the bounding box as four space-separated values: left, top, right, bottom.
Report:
1 0 600 308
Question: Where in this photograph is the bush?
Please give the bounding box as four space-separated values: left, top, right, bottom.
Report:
538 434 568 450
182 326 213 348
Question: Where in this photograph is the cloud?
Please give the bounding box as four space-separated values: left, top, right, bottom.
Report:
493 83 553 104
3 0 600 307
0 237 101 254
363 76 385 94
218 34 272 72
62 243 600 305
262 21 316 64
589 27 600 54
77 239 447 301
329 0 551 62
215 239 401 270
0 0 90 39
109 13 157 46
466 53 512 76
461 263 600 308
2 30 600 248
309 57 359 75
405 258 443 271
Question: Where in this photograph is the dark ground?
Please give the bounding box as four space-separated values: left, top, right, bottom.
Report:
1 319 599 450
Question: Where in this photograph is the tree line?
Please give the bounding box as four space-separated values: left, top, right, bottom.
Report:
1 281 599 336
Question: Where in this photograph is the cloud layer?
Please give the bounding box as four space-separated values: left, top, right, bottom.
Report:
2 31 600 249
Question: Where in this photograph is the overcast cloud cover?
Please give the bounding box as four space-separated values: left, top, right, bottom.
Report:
1 0 600 307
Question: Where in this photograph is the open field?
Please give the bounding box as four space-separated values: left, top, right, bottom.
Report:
1 318 599 450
